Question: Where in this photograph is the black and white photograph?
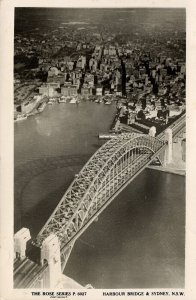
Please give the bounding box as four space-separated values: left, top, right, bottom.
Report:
12 6 186 290
2 1 196 298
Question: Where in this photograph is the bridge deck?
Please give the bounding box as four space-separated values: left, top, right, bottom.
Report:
14 258 47 288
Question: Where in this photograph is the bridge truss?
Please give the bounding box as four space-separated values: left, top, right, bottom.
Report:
36 133 167 269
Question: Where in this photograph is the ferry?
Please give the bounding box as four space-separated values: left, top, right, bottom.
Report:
95 98 103 103
58 97 66 103
70 98 80 104
98 133 119 140
70 98 77 104
14 114 27 122
105 100 112 105
49 97 57 103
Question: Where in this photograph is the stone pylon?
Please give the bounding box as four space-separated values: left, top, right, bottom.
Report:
41 234 62 288
14 228 31 259
164 128 173 165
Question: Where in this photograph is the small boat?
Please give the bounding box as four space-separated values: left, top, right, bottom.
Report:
14 114 27 122
70 98 77 104
58 99 66 103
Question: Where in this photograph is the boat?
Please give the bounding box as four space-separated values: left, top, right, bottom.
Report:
70 98 77 104
59 97 66 103
98 133 119 140
105 101 112 105
49 98 57 103
14 114 27 122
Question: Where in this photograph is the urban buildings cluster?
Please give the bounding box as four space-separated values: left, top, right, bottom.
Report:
14 16 186 131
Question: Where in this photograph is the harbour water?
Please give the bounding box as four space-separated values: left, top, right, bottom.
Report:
14 101 185 288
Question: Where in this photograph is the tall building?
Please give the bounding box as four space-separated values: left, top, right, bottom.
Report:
39 83 60 97
96 86 103 96
81 87 91 98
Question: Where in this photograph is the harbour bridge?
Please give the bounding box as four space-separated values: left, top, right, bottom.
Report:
14 113 185 288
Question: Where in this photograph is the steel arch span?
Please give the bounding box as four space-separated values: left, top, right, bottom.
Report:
13 113 186 288
35 133 166 262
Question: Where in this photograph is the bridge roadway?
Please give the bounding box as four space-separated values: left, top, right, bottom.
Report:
14 257 48 288
14 113 185 288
